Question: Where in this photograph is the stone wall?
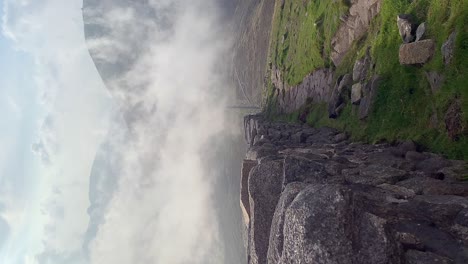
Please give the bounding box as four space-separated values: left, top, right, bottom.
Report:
241 114 468 264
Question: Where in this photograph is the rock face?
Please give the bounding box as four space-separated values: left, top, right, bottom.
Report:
276 68 334 113
248 160 283 264
442 31 457 65
359 76 381 119
242 114 468 264
353 54 371 82
399 39 435 65
445 99 464 141
331 0 383 66
328 74 352 118
351 83 363 104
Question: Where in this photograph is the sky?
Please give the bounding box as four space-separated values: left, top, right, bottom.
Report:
0 0 240 263
0 0 116 263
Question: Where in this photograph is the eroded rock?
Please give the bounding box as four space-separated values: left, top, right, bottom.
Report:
242 115 468 263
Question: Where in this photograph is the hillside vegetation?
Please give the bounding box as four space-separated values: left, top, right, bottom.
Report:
265 0 468 160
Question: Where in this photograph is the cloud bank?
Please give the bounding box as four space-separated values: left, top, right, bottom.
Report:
84 1 237 263
1 0 242 263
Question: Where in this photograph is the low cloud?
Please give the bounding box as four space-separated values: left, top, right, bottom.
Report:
1 0 239 263
1 0 113 263
85 0 235 263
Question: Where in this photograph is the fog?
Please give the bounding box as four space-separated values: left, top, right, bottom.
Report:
82 0 246 263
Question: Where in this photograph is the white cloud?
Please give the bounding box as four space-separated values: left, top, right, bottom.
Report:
1 0 114 263
86 1 234 263
1 0 239 263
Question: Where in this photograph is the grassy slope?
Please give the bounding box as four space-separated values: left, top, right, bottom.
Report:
266 0 468 160
269 0 349 85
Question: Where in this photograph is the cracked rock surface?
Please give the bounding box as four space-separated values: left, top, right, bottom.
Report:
242 114 468 264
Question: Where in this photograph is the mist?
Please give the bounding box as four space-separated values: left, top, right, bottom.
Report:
82 0 246 263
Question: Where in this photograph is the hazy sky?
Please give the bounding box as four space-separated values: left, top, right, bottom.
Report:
1 0 115 263
0 0 238 263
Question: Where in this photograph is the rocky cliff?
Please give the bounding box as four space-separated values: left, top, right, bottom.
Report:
241 114 468 263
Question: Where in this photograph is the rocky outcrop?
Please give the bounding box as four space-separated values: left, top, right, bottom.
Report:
445 99 464 141
275 68 334 113
442 31 457 65
396 15 435 65
331 0 383 66
248 160 283 264
359 76 381 119
328 74 352 118
351 83 363 104
399 39 436 65
242 114 468 264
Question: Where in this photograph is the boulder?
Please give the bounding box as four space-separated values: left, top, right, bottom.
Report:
281 185 355 264
351 83 363 104
415 22 426 41
442 31 457 65
248 160 284 264
399 39 435 65
281 184 401 264
267 182 307 264
397 14 416 43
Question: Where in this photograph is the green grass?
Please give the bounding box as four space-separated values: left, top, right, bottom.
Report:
269 0 348 86
266 0 468 160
